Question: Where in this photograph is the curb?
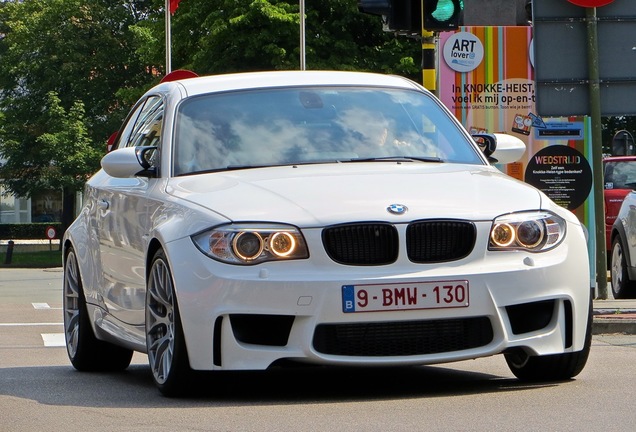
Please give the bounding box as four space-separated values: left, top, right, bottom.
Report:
592 310 636 335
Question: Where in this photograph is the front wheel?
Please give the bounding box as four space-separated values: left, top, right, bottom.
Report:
63 247 133 371
505 297 592 382
610 237 636 299
146 249 192 396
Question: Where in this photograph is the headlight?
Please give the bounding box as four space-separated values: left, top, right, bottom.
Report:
489 211 566 252
192 223 309 265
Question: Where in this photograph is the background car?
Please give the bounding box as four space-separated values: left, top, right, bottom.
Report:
63 71 592 396
604 155 636 253
610 190 636 299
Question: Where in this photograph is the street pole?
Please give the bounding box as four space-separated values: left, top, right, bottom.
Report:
586 6 607 299
300 0 306 70
165 0 172 74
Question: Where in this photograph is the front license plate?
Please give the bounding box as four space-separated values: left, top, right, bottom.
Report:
342 280 469 313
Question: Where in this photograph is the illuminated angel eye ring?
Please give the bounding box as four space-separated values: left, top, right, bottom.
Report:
491 223 516 247
269 232 296 257
232 231 264 261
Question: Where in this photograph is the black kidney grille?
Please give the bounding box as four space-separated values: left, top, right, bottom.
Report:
406 220 476 263
313 317 493 357
322 223 399 265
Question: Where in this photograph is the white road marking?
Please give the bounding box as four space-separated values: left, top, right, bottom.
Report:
42 333 66 347
32 302 62 310
0 323 63 326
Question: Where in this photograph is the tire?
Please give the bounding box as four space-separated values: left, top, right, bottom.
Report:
146 249 192 396
610 237 636 299
504 296 592 382
63 247 133 371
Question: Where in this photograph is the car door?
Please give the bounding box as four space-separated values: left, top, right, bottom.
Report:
96 95 164 326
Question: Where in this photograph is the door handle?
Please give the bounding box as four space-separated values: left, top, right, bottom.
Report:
98 199 110 210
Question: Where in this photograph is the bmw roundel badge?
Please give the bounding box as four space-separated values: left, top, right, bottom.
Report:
387 204 408 215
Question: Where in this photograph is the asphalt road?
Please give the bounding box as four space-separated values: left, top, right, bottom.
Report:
1 268 635 432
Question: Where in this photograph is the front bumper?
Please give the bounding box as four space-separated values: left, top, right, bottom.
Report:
165 222 591 371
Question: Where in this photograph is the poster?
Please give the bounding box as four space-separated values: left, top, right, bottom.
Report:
438 26 594 224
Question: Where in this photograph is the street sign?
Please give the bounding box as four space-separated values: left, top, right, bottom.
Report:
567 0 614 7
45 226 56 240
533 0 636 116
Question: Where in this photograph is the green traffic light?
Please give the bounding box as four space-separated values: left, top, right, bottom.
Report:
431 0 463 22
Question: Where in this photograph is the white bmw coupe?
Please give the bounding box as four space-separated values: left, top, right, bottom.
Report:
63 71 592 396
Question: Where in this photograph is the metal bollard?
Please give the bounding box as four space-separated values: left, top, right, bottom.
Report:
4 240 14 265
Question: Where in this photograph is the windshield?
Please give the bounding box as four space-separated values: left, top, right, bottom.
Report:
173 86 483 176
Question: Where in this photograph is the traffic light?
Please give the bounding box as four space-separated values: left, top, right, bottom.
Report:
358 0 464 33
358 0 422 34
424 0 464 31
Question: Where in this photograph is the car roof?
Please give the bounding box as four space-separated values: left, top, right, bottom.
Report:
155 70 425 97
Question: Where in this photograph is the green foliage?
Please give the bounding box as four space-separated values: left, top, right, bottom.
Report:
133 0 421 80
0 0 422 217
0 1 156 141
0 91 101 197
0 0 156 209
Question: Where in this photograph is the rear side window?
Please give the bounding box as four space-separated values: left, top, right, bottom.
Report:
127 96 164 149
113 96 164 151
605 160 636 189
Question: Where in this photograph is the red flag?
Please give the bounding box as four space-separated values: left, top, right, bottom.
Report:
169 0 182 15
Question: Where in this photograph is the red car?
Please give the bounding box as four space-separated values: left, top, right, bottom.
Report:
604 156 636 251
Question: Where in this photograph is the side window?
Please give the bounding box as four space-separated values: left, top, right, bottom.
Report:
112 101 146 151
127 96 164 149
120 96 164 168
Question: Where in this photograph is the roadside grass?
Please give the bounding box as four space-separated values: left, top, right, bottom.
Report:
0 249 63 268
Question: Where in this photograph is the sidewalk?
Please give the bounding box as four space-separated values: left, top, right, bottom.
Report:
592 298 636 335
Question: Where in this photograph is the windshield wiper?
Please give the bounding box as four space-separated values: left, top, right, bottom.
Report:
344 156 444 163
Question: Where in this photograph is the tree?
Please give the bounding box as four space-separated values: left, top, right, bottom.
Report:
0 0 156 142
133 0 421 80
0 0 156 231
0 92 100 228
0 0 422 234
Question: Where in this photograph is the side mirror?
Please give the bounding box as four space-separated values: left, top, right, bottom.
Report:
472 133 497 160
472 133 525 165
101 146 157 178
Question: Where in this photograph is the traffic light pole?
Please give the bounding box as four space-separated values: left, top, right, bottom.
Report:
422 29 437 94
422 1 437 94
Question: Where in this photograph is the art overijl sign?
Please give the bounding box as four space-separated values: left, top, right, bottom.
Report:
443 32 484 73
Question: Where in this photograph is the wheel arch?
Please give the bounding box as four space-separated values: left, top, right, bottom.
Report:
610 221 626 249
145 238 165 280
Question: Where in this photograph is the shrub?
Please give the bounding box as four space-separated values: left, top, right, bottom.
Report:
0 223 63 240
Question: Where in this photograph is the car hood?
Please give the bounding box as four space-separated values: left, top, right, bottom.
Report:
166 163 543 226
